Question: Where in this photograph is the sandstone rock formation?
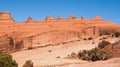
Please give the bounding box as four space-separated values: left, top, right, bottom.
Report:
45 16 55 22
0 11 14 23
90 16 103 21
69 14 76 19
57 16 62 20
26 17 34 23
0 11 119 51
81 16 86 21
0 33 23 53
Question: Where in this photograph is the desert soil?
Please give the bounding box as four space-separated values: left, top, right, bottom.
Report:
12 36 120 67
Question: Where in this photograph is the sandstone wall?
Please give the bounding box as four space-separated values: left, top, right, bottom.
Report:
22 30 79 48
22 27 99 49
0 11 119 51
81 26 99 37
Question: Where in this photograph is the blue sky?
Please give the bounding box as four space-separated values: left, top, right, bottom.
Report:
0 0 120 24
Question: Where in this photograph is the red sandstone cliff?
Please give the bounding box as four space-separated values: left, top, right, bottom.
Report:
0 11 120 51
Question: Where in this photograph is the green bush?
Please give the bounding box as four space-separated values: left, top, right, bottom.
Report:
98 40 111 49
78 48 110 61
23 60 33 67
0 53 18 67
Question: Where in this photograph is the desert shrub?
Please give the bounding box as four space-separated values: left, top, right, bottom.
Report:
88 37 93 40
0 53 18 67
69 40 75 43
23 60 33 67
105 31 111 35
76 39 80 41
78 48 110 61
99 34 102 36
98 40 111 49
63 42 68 44
56 43 60 45
56 56 60 58
48 50 52 52
99 38 102 40
78 50 89 61
114 32 120 37
67 54 70 57
84 38 87 40
111 34 114 37
95 50 110 60
92 42 95 44
102 37 107 39
27 47 33 50
71 52 76 57
99 30 113 36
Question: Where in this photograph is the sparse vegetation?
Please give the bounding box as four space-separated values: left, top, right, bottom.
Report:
114 32 120 37
67 54 70 57
92 42 95 44
102 37 107 39
78 40 111 62
23 60 33 67
84 38 87 40
88 37 93 40
56 43 60 45
111 34 114 37
105 31 111 35
71 52 76 57
69 40 75 43
99 38 102 40
76 39 80 41
99 30 115 36
56 56 60 58
98 40 111 49
99 34 102 36
0 53 18 67
63 42 68 44
48 50 52 52
78 48 110 61
27 47 33 50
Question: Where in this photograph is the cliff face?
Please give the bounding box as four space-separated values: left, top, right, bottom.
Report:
0 34 23 53
0 11 120 51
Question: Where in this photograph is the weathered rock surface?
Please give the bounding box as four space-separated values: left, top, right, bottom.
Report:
0 33 23 53
0 11 120 51
0 12 14 23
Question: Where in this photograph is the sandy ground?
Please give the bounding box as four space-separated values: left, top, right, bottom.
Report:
12 36 120 67
59 58 120 67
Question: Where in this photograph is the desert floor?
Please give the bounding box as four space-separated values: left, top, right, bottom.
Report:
12 36 120 67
